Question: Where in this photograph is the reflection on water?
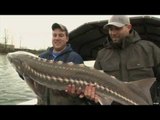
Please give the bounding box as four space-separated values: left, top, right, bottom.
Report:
0 54 36 105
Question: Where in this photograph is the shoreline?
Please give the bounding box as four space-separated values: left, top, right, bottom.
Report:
0 48 45 55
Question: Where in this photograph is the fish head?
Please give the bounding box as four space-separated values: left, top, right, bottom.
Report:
7 51 36 76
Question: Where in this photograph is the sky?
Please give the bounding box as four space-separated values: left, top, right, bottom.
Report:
0 15 159 50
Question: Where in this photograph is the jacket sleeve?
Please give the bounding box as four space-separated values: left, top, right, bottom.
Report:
94 51 102 70
68 52 84 64
153 64 160 81
151 43 160 103
151 43 160 80
152 43 160 66
152 64 160 104
72 55 83 64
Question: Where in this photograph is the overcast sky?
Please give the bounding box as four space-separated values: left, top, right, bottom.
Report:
0 15 159 50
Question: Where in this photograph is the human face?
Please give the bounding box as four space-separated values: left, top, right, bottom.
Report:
108 24 132 44
52 28 69 52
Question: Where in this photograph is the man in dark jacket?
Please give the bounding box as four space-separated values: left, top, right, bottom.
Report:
93 15 160 104
66 15 160 104
26 23 94 105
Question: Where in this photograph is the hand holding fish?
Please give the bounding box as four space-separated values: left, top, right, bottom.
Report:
65 83 101 104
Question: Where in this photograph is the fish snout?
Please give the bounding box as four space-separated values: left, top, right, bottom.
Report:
7 53 13 63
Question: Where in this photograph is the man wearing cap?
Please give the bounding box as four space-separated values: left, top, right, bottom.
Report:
67 15 160 105
27 23 95 105
93 15 160 104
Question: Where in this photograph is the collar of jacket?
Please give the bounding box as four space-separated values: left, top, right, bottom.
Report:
48 44 72 56
105 29 141 49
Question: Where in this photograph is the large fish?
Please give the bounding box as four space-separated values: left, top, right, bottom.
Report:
7 51 156 105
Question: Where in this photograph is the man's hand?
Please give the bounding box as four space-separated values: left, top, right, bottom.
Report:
83 84 100 103
65 83 101 104
65 84 82 95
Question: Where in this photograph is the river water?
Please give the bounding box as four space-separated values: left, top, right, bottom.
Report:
0 54 36 105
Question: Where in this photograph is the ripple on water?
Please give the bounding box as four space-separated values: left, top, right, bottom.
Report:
0 55 36 105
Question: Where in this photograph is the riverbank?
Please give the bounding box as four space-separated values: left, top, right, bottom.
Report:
0 48 45 55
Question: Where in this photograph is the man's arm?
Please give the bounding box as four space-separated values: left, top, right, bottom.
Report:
152 64 160 104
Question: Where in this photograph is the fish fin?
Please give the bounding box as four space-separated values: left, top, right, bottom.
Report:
96 92 113 105
98 97 114 105
126 77 156 104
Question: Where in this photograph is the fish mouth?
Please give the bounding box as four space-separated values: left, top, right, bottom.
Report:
7 53 12 63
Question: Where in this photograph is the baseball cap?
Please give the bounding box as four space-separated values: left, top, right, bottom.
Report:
51 23 69 36
103 15 130 29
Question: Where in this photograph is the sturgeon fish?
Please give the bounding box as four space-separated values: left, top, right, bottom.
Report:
7 51 156 105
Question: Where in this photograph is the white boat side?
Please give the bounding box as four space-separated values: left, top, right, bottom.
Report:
18 98 37 105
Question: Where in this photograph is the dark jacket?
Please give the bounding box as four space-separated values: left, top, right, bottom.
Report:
94 30 160 102
39 44 83 64
33 44 95 105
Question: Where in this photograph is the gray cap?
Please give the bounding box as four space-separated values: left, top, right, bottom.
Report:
52 23 69 36
104 15 130 29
